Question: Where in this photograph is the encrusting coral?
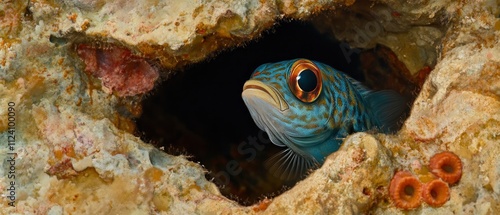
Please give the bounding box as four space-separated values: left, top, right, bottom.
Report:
389 171 422 210
76 43 159 97
429 151 463 185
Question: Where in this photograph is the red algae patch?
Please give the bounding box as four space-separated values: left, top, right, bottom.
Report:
252 198 272 212
76 44 159 97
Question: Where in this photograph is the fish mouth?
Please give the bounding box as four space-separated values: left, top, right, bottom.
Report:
242 80 289 111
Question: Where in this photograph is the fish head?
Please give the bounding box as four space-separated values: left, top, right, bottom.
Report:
242 59 338 162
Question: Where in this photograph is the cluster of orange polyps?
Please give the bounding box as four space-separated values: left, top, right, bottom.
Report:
389 152 463 210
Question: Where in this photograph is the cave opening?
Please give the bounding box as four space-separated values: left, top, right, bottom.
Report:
136 20 416 206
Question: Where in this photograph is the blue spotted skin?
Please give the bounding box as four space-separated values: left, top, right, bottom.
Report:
242 59 381 165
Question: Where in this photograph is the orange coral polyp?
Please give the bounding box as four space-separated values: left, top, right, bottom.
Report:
389 171 423 210
422 179 450 207
429 152 463 185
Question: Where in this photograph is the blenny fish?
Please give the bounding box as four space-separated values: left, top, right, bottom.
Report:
242 59 405 179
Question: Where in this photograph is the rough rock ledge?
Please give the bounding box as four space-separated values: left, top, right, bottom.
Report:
1 0 499 214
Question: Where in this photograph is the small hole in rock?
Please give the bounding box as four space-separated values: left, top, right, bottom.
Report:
362 187 371 196
137 20 417 205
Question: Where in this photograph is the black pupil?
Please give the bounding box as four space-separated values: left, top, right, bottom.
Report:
297 69 317 92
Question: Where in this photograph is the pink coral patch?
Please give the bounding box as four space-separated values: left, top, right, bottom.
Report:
76 44 159 97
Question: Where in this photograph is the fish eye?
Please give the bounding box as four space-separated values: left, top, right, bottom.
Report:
297 69 317 92
288 59 322 103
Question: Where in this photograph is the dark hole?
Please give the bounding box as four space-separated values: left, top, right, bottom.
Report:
431 189 438 198
24 1 33 21
404 185 415 196
362 187 371 196
136 20 416 205
442 164 454 173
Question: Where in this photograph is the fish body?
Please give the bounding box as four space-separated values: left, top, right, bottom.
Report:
242 59 404 179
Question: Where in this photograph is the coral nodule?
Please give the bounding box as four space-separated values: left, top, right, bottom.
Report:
421 179 450 207
429 151 463 185
389 171 423 210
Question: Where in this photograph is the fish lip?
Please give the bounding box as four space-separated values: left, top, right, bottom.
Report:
242 80 289 111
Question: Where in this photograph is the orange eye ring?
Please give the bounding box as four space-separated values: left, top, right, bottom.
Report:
288 59 322 103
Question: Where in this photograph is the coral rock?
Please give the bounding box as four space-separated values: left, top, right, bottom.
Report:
1 0 500 214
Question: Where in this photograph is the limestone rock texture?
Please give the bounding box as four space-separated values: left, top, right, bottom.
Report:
0 0 499 214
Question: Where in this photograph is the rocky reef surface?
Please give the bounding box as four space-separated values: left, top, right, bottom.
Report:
0 0 499 214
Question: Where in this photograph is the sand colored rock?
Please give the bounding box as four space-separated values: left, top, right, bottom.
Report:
263 133 394 214
313 0 450 75
1 0 499 214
